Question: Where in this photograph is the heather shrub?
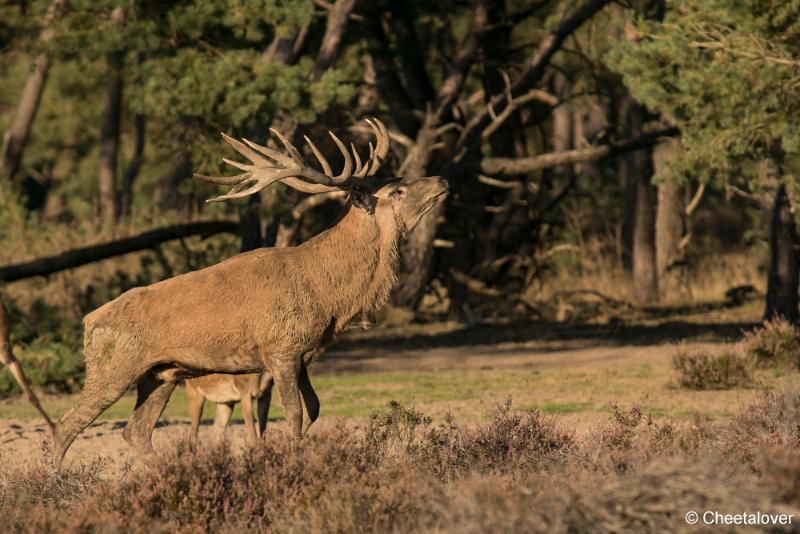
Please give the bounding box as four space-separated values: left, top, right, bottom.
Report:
3 397 800 533
454 401 575 473
724 388 800 470
364 400 575 480
741 318 800 369
671 346 755 390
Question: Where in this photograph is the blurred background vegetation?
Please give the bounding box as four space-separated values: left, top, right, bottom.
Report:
0 0 797 397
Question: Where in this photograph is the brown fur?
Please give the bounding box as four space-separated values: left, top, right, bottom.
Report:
53 176 448 464
185 366 320 443
185 373 270 444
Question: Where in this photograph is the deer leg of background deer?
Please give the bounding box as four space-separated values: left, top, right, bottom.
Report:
213 402 234 438
273 359 303 438
186 382 205 439
53 365 133 466
123 373 176 454
240 393 257 444
299 367 319 435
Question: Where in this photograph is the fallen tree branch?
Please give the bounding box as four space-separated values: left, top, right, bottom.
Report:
480 126 679 175
0 221 239 283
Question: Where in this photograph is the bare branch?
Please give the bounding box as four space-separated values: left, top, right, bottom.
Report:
291 190 348 220
433 2 489 115
482 89 559 140
684 182 706 217
478 174 522 189
454 0 613 165
480 126 679 175
689 41 800 67
0 300 55 435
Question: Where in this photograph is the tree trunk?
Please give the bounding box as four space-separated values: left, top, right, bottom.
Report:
480 0 523 268
97 7 125 224
0 0 66 183
765 184 799 322
623 97 658 303
119 114 145 217
312 0 357 81
653 138 685 300
239 194 262 252
390 124 440 309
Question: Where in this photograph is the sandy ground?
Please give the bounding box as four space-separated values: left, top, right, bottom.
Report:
0 340 725 476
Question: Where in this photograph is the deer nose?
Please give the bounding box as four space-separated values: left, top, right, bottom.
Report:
437 176 449 190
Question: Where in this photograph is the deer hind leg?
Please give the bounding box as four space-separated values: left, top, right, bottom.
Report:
273 359 302 439
53 364 135 467
122 372 176 454
299 367 319 435
240 393 257 444
186 381 205 440
256 375 274 438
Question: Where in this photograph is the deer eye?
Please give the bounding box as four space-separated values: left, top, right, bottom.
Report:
390 187 406 199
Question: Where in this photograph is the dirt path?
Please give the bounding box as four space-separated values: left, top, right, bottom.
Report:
317 338 714 374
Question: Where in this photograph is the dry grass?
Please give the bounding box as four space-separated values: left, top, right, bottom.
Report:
528 246 765 310
2 389 800 533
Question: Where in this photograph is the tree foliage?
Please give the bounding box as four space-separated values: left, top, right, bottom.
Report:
609 0 800 188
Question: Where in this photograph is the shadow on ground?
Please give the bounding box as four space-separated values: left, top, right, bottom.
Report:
333 318 758 354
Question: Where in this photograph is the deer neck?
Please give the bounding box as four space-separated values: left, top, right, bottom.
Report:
300 205 400 326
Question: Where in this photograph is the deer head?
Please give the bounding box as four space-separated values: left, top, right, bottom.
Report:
195 118 448 237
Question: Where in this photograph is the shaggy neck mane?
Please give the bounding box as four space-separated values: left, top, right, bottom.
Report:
296 204 401 327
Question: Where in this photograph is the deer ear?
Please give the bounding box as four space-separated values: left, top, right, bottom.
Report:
350 187 376 213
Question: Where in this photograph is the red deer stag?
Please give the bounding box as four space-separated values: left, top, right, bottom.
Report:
52 118 448 464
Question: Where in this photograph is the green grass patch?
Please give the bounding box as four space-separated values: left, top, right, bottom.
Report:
538 401 594 415
1 362 796 427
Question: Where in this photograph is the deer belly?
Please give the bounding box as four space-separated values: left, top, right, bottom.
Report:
197 380 241 403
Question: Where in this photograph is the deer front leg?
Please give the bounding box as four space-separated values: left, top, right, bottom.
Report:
299 367 319 435
273 359 302 439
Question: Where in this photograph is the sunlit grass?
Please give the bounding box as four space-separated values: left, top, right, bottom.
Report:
3 357 798 430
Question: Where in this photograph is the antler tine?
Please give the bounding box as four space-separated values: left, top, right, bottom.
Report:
365 118 390 176
222 157 255 172
205 168 300 203
351 143 364 176
328 131 353 181
220 132 273 166
194 171 252 186
270 128 304 163
304 135 333 176
241 138 294 166
199 120 389 202
354 142 374 178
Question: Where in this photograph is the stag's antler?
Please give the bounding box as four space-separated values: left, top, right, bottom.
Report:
196 118 390 202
